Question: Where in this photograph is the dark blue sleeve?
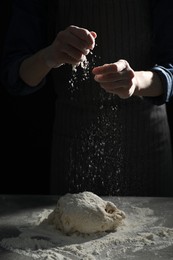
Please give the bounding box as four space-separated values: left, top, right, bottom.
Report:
0 0 48 96
149 0 173 105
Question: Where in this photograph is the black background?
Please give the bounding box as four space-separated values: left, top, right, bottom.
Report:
0 0 55 194
0 0 173 195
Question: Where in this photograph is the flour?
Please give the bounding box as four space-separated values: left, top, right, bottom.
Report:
65 42 124 196
68 53 91 91
1 197 173 259
68 44 100 92
67 105 124 196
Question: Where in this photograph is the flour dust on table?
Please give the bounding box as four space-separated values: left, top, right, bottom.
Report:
1 195 173 260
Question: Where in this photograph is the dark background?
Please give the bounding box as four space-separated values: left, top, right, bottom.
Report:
0 0 55 195
0 1 173 195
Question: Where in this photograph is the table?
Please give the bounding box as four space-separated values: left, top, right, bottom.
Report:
0 195 173 260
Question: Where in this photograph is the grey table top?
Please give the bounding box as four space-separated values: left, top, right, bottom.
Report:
0 195 173 260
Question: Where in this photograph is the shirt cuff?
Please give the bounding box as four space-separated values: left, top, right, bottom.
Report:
2 55 45 96
145 65 173 105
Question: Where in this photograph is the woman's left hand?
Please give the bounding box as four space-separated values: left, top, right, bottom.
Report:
92 59 136 98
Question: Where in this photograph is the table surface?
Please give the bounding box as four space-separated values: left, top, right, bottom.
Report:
0 195 173 260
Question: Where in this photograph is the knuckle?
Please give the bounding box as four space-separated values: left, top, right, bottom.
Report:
57 30 64 40
119 59 129 67
127 69 135 78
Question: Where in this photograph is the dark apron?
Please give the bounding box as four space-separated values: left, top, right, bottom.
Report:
49 0 173 196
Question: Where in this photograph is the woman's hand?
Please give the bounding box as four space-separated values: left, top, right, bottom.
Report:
92 59 136 98
43 25 97 68
92 59 163 98
19 25 97 86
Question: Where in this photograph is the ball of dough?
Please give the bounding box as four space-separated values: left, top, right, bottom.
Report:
43 191 126 234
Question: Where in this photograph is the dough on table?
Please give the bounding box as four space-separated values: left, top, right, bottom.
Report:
41 191 126 234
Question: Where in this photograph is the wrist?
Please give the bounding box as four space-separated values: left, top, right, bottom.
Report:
19 49 52 87
41 46 63 69
134 71 163 97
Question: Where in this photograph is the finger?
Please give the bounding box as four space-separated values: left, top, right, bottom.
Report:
92 60 130 75
61 42 86 61
68 25 96 49
94 69 134 83
100 78 133 90
58 30 89 55
94 70 130 83
90 31 97 39
115 59 130 71
102 84 135 99
60 52 83 66
92 64 118 75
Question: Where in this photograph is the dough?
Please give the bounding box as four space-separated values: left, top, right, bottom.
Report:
42 191 126 234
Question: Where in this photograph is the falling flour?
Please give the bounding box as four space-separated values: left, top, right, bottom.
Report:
64 43 124 196
69 58 89 89
68 45 99 91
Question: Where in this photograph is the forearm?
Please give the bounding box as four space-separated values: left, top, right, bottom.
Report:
134 71 163 97
19 48 52 87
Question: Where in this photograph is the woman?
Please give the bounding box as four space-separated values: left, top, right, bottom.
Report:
1 0 173 196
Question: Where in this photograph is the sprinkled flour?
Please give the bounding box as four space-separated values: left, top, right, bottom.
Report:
63 43 124 196
68 44 100 92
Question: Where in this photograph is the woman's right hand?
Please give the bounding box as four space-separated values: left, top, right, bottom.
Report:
19 25 96 87
43 25 97 69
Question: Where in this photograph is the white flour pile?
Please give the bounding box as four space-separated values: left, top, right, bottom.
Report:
1 196 173 259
